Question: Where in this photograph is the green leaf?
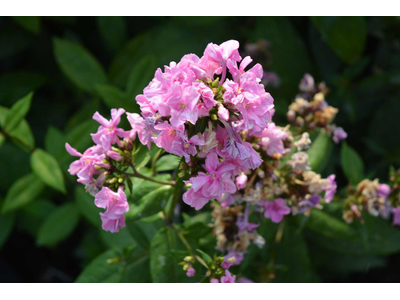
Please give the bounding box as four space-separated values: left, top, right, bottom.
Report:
306 209 355 239
127 185 172 221
0 212 15 249
31 149 66 193
311 17 367 64
150 227 187 283
97 17 127 54
121 252 151 283
100 227 136 250
341 142 365 184
126 221 151 249
196 249 212 265
155 154 180 172
75 249 122 283
0 133 5 148
4 92 33 133
37 203 80 247
252 17 312 107
2 173 45 213
53 38 107 93
126 55 157 97
11 16 41 34
75 186 101 227
45 126 66 160
18 199 56 238
96 84 139 115
307 131 332 173
0 106 35 152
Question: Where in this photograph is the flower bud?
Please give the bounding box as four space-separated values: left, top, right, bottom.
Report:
183 256 195 263
211 114 218 121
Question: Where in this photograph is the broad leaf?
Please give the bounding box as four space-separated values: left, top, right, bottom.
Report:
96 84 139 115
11 16 41 34
341 142 365 184
4 92 33 133
155 154 180 172
37 203 80 247
2 173 45 213
97 17 127 54
75 186 101 227
53 38 107 93
31 149 66 193
45 126 66 160
307 131 332 173
306 209 355 239
126 55 157 97
311 17 367 64
0 212 15 249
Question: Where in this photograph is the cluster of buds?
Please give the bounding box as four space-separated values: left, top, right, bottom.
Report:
287 74 347 144
343 168 400 225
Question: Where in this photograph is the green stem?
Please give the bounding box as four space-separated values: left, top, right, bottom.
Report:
125 162 176 186
166 176 184 223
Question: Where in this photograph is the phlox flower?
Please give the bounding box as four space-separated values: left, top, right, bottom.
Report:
323 174 337 203
220 270 236 283
260 198 291 223
94 186 129 233
65 143 104 176
91 108 126 151
333 127 347 144
236 204 259 234
377 184 391 199
126 113 156 150
256 122 288 156
393 206 400 226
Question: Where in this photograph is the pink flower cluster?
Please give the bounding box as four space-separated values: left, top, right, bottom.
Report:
66 108 130 233
129 40 274 210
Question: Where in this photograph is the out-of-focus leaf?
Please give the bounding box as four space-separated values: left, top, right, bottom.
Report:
100 227 137 250
150 227 187 283
307 131 332 173
311 17 367 64
3 92 33 133
75 249 122 283
275 221 319 283
253 17 312 104
0 27 34 60
155 154 180 172
37 203 80 247
18 199 56 238
196 249 212 265
75 186 101 227
31 149 66 193
97 17 127 54
45 126 66 160
0 212 15 249
53 38 107 93
126 55 157 97
341 142 365 184
2 173 45 213
127 185 172 221
96 84 139 115
306 209 355 239
121 252 151 283
11 16 41 34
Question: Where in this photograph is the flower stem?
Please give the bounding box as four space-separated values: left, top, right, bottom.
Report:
125 162 176 186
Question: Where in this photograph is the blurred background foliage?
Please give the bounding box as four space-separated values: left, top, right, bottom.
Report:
1 16 400 283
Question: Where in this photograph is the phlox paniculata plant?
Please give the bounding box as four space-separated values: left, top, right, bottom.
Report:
69 39 398 283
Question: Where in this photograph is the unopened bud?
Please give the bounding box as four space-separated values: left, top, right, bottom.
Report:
215 256 224 264
211 114 218 121
118 178 124 183
182 263 190 271
184 256 195 263
94 165 103 170
215 268 224 276
107 258 119 264
178 171 186 178
211 78 220 88
109 178 117 184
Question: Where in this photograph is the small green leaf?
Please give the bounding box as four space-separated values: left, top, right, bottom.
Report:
31 149 66 193
311 17 367 64
155 154 180 172
75 186 101 227
96 84 139 113
19 199 56 238
53 38 107 93
196 249 213 265
0 105 35 152
2 173 45 213
100 227 136 250
307 131 332 172
75 249 121 283
0 212 15 249
4 92 33 133
126 55 157 97
341 142 365 184
37 203 80 247
12 16 41 34
306 209 355 239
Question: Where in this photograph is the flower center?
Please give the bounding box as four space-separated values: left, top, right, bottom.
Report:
179 103 186 110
